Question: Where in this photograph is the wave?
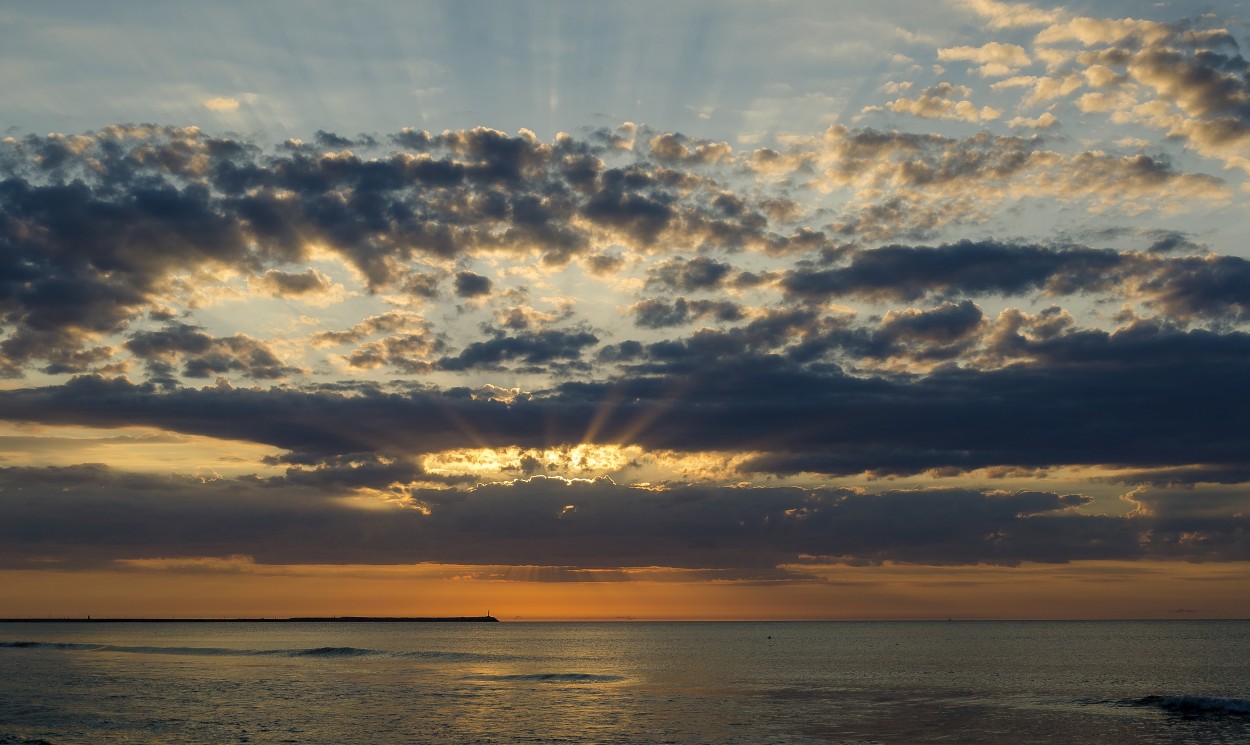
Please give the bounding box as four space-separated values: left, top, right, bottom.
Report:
1 640 513 663
0 735 56 745
288 646 376 658
1125 695 1250 717
0 641 103 651
471 673 626 683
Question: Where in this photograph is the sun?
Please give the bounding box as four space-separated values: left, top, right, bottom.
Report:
423 443 641 480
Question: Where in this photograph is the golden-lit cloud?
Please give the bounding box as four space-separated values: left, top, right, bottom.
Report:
867 82 1004 122
202 96 240 112
938 42 1031 77
423 444 639 479
964 0 1061 30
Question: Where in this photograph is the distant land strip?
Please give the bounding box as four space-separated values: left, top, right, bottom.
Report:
0 616 500 623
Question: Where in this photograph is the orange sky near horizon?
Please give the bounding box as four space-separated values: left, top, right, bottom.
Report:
4 560 1247 621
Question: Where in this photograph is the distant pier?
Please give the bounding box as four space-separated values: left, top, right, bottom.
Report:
0 615 500 623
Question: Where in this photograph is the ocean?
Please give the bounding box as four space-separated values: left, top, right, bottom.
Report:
1 620 1247 744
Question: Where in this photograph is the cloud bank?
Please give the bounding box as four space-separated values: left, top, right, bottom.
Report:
3 1 1250 580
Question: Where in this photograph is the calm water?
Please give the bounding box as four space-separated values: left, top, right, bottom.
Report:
1 621 1248 744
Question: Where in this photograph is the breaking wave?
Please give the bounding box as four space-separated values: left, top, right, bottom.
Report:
0 641 102 651
1125 695 1250 717
289 646 375 657
471 672 625 683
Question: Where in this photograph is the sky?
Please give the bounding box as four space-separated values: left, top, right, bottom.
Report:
2 0 1250 620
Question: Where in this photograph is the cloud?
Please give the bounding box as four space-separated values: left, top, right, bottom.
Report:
2 2 1250 596
781 240 1131 303
124 323 301 384
0 112 1246 485
769 126 1226 241
1007 111 1058 129
779 239 1250 323
453 270 493 299
339 335 442 374
2 464 1246 572
632 297 744 329
1010 74 1085 106
255 268 333 297
963 3 1250 174
645 256 735 292
203 97 239 112
0 159 252 373
868 300 984 361
0 120 1228 383
249 268 346 307
4 297 1245 480
869 82 1004 122
647 133 733 165
2 285 1249 577
963 0 1061 30
938 42 1031 76
435 327 599 372
312 312 424 346
582 252 627 276
0 125 804 374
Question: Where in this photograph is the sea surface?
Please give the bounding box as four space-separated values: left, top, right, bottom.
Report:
1 620 1248 744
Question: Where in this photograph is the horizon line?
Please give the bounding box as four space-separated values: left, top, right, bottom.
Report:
1 616 1246 623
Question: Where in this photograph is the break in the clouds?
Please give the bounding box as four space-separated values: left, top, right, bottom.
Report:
2 0 1250 581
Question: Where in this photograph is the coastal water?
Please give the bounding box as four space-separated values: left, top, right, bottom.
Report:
1 620 1248 744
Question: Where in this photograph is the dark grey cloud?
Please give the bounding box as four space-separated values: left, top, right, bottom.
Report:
1101 464 1250 487
632 297 744 328
1 465 1246 572
580 167 676 246
453 270 493 298
340 334 442 374
860 300 984 362
779 239 1250 323
256 268 332 297
400 271 443 298
125 323 300 382
623 309 830 372
271 451 428 489
3 311 1247 479
0 172 251 374
876 300 983 345
1135 254 1250 321
781 240 1132 302
646 256 735 292
582 251 626 276
313 130 355 149
435 327 599 372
